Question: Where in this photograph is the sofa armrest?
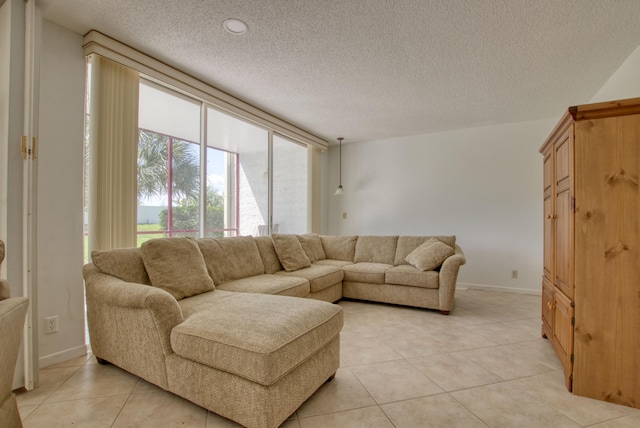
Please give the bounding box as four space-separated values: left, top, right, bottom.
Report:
438 245 466 312
83 264 183 388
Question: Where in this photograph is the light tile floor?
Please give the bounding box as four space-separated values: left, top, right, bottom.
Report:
15 289 640 427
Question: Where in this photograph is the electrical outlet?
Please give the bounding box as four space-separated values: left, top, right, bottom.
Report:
45 316 58 334
511 270 518 279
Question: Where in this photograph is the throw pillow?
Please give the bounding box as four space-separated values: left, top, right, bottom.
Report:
297 233 326 262
141 237 214 300
272 234 311 272
405 237 455 271
394 235 456 265
254 236 283 274
91 248 152 285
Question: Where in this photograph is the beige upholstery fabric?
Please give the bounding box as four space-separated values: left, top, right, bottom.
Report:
91 247 151 285
177 289 238 319
341 262 393 284
320 235 357 261
405 238 455 271
166 336 339 428
394 235 456 265
275 264 343 293
438 245 466 311
170 293 343 386
272 234 311 272
385 265 439 289
297 234 326 262
254 236 283 274
83 264 183 388
216 274 310 298
354 235 399 264
343 281 440 309
307 282 343 303
0 281 9 302
0 297 28 428
0 240 8 300
141 237 214 300
313 259 354 268
198 237 265 285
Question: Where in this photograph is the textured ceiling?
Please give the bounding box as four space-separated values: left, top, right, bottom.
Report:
37 0 640 143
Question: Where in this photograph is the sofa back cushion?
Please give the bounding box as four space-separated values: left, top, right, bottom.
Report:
394 236 456 266
405 238 455 271
254 236 283 274
91 247 152 285
272 234 311 272
141 237 214 300
354 235 399 264
198 236 265 284
297 233 326 262
320 235 358 261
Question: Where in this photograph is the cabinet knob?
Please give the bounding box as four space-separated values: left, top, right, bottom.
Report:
546 214 557 219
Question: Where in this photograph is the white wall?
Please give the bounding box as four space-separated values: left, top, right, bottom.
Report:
323 118 556 294
590 44 640 102
322 42 640 295
36 19 86 366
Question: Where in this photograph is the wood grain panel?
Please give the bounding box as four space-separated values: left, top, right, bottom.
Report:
553 289 574 390
573 114 640 408
541 278 554 339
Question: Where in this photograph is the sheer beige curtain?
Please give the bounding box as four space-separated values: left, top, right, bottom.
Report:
87 55 139 251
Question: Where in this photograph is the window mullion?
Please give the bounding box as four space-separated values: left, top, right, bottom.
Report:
199 104 207 238
268 131 274 235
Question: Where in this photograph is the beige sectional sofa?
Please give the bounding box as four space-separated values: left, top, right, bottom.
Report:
83 234 464 428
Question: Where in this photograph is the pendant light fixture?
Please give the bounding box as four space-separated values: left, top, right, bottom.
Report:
334 137 344 195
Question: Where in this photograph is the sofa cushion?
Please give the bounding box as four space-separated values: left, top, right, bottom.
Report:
216 274 310 298
272 234 311 272
141 237 214 300
91 247 151 285
341 262 393 284
353 235 399 264
254 236 283 274
320 235 357 261
198 237 265 284
394 235 456 266
385 265 439 289
405 238 455 271
314 259 354 268
171 293 343 386
275 264 343 293
297 233 326 262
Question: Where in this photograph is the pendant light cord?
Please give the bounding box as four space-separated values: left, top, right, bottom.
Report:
338 137 343 186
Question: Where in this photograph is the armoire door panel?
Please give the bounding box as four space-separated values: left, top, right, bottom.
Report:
573 114 640 407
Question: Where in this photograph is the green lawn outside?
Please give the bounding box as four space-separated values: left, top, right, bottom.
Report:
136 223 167 247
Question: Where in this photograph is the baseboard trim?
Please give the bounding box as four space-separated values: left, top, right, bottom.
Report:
458 282 541 296
39 344 89 368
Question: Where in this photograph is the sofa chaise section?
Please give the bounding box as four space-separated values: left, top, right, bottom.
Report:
169 293 342 428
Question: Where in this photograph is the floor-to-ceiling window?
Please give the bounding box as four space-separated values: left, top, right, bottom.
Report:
137 80 201 244
132 78 308 245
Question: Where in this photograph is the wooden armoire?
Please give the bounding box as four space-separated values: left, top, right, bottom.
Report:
540 97 640 409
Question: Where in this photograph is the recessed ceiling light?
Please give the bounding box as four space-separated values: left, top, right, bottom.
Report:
223 18 248 35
